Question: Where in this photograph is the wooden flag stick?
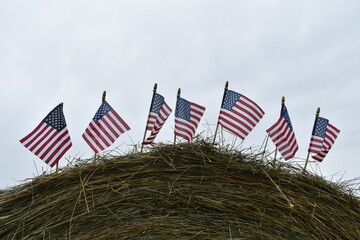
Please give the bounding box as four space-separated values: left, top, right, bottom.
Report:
141 83 157 153
174 88 181 146
261 134 269 161
212 81 229 145
273 96 285 165
303 107 320 173
94 91 106 160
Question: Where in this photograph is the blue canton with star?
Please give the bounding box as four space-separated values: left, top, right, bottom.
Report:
222 90 241 110
313 117 328 138
43 103 67 131
93 100 113 122
151 93 164 114
281 105 293 131
175 98 190 122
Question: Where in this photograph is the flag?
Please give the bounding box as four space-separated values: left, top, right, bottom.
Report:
20 103 72 167
266 104 298 160
174 97 205 143
143 93 172 144
82 100 130 153
218 89 265 140
308 116 340 162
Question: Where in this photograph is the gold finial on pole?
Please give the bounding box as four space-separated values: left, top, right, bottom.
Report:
303 107 321 173
225 81 229 90
281 96 285 105
153 83 158 93
102 91 106 101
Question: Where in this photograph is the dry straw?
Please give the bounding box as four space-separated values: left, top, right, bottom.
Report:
0 140 359 239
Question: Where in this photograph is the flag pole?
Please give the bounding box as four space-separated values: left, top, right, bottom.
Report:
261 134 269 161
92 91 106 162
174 88 181 146
303 107 320 173
141 83 157 153
273 96 285 165
56 102 68 171
212 81 229 145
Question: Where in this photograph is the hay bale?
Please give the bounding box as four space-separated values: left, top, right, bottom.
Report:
0 142 359 239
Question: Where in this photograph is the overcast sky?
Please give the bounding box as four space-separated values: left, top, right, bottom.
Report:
1 1 359 190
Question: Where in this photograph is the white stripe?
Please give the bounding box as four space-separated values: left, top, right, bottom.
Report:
105 112 124 134
220 112 252 134
268 118 286 140
233 102 260 125
272 127 291 147
27 125 53 150
42 130 71 163
241 97 264 117
21 122 47 146
221 108 255 130
47 138 72 166
98 117 119 139
83 131 102 153
175 118 195 136
37 128 65 157
278 132 296 152
191 105 205 114
174 128 192 141
31 128 57 153
89 121 113 146
219 120 247 139
85 123 108 150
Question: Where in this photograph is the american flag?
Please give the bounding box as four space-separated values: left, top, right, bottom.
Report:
82 100 130 153
218 90 265 140
143 93 172 144
308 116 340 162
20 103 72 167
175 97 205 143
266 105 298 160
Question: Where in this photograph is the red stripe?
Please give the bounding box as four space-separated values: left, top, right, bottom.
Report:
219 115 249 136
91 121 113 147
143 105 172 144
268 118 287 142
86 127 106 150
175 119 196 136
220 111 253 132
82 131 101 153
238 98 264 120
39 130 70 160
97 121 116 144
45 136 72 166
20 122 45 144
241 95 265 116
105 113 123 135
190 102 206 111
110 109 130 131
34 130 58 155
100 117 120 138
23 123 49 148
266 117 283 134
279 133 297 157
29 127 54 152
174 129 191 143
